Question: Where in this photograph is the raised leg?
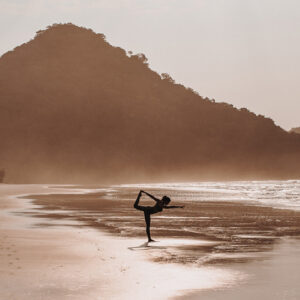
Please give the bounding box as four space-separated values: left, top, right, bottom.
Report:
134 192 142 210
134 192 147 211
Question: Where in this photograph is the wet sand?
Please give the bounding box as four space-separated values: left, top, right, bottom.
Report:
0 185 109 299
175 237 300 299
1 184 300 299
27 187 300 265
0 185 241 300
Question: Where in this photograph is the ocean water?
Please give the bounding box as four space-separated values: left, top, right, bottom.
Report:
115 180 300 211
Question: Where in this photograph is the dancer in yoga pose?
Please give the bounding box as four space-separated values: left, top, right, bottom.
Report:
134 190 184 242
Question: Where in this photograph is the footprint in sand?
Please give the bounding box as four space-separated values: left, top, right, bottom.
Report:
120 266 128 272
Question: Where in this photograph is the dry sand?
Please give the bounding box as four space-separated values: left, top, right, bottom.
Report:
0 185 242 300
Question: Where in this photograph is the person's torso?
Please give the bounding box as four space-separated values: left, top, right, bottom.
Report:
150 202 163 214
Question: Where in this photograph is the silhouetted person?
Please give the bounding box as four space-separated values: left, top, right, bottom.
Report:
134 190 184 242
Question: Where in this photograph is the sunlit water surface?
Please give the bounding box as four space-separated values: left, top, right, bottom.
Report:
115 180 300 211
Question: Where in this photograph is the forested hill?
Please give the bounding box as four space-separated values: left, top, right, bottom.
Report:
1 23 300 183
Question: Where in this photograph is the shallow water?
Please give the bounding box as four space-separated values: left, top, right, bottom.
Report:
115 180 300 210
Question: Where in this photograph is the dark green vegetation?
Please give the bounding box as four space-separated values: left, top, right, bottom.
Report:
1 23 300 183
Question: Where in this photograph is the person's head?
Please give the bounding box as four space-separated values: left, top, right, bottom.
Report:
162 196 171 205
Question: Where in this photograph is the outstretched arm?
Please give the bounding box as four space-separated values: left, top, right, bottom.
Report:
163 205 185 209
141 190 160 202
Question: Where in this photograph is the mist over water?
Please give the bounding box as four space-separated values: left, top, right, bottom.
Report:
115 180 300 211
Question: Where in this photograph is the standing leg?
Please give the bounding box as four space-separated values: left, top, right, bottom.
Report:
134 192 153 241
144 212 154 242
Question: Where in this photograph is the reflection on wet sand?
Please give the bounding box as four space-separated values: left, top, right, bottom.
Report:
176 237 300 300
26 186 300 267
3 184 300 299
0 185 243 300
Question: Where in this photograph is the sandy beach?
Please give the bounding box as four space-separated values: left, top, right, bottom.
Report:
1 184 300 299
0 185 241 300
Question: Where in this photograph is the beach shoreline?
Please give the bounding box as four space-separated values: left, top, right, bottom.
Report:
0 185 243 300
1 184 300 299
26 185 300 266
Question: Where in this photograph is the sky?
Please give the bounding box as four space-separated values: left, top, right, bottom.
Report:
0 0 299 130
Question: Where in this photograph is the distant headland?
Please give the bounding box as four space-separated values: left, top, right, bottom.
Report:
1 23 300 183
